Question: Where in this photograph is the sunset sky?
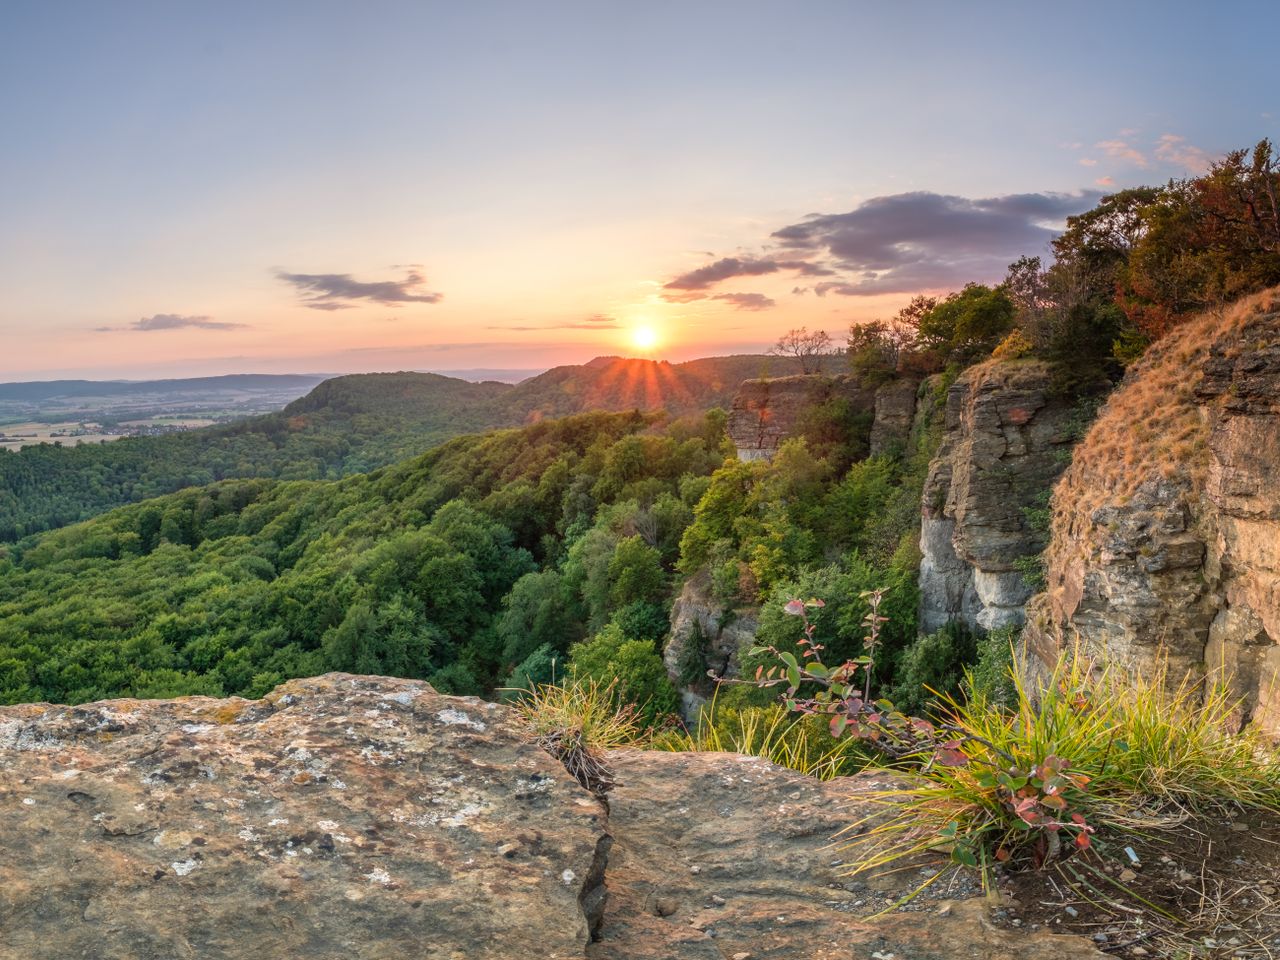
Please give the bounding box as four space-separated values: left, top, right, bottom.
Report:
2 0 1277 380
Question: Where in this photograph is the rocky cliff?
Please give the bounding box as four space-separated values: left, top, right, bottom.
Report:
0 674 1103 960
1025 290 1280 737
663 570 760 717
727 373 919 461
918 360 1078 633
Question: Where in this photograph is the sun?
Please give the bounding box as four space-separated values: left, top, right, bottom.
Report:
630 324 660 353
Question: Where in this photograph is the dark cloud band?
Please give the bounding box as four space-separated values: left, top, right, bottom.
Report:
277 268 443 310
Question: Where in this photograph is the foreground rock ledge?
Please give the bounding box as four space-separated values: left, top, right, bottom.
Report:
0 675 1102 959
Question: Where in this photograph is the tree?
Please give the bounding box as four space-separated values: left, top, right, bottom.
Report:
915 284 1016 363
772 327 833 373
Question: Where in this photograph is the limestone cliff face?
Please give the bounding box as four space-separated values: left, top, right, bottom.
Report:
0 675 1104 960
1025 290 1280 738
727 374 877 461
727 373 921 462
918 360 1077 633
663 570 759 717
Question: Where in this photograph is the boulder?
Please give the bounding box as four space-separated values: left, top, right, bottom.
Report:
592 749 1103 960
0 675 1105 959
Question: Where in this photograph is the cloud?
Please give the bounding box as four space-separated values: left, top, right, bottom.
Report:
711 292 776 311
276 268 443 310
663 256 833 293
1095 176 1116 187
95 313 245 332
487 314 623 331
1078 157 1097 167
768 190 1102 296
1154 134 1212 173
1096 139 1148 167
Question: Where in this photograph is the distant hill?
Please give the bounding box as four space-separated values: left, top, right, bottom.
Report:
501 355 800 421
0 355 803 540
0 374 328 403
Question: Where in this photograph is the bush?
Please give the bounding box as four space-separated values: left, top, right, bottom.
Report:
887 621 979 714
567 624 680 728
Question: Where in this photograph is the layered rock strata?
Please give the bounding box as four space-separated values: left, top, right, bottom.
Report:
1026 290 1280 737
919 360 1076 632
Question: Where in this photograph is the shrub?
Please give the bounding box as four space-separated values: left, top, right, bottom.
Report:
887 621 979 714
567 624 680 728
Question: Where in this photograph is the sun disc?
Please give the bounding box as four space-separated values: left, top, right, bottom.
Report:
631 325 660 352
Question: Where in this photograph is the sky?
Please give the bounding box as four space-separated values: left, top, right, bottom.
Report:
2 0 1277 380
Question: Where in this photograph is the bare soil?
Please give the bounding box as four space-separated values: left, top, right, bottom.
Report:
992 809 1280 958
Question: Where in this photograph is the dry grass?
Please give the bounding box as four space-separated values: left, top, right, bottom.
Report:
510 678 649 795
1042 286 1280 594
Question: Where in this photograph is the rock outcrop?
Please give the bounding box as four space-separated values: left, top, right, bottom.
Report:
727 374 876 461
593 750 1102 960
918 360 1078 633
0 675 1104 960
0 674 608 960
869 375 921 457
1026 290 1280 737
663 570 759 717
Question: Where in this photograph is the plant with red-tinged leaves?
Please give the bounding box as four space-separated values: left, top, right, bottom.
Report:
741 591 1098 886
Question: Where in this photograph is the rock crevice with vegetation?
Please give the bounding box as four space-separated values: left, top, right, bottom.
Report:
0 674 1108 960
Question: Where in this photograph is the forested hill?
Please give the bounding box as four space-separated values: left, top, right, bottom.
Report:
0 409 731 705
0 373 326 404
0 356 792 540
502 354 802 420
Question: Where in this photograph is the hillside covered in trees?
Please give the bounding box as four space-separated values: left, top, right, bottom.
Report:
0 355 800 541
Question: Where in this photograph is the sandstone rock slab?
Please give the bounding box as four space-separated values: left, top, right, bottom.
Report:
591 749 1102 960
0 674 607 960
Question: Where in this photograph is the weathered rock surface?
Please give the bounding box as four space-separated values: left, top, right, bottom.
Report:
0 674 608 960
869 375 921 457
0 675 1105 959
663 570 759 718
727 374 877 461
919 360 1078 632
1026 291 1280 737
592 750 1102 960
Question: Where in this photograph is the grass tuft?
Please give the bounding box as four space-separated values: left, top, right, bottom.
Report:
654 698 870 780
837 648 1280 894
509 678 648 795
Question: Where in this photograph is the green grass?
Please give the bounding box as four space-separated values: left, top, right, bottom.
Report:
838 649 1280 893
654 698 870 780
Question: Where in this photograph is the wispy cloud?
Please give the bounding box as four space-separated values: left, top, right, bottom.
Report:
487 314 623 331
1095 139 1148 167
1154 134 1212 173
95 313 245 332
711 292 776 311
276 268 443 310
